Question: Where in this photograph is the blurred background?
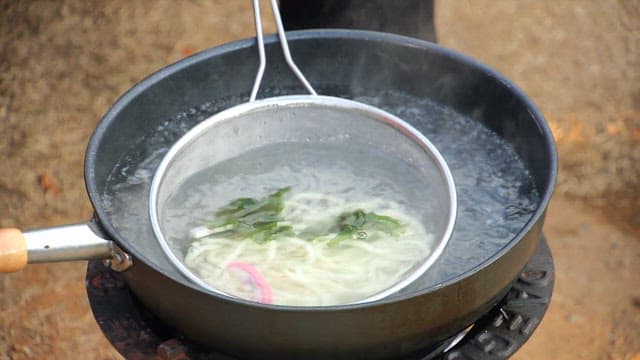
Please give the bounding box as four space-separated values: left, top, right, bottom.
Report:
1 1 639 359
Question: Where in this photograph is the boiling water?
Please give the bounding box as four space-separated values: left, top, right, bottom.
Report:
103 89 539 293
161 142 439 254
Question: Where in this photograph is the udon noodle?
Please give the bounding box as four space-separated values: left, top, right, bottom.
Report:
184 190 433 306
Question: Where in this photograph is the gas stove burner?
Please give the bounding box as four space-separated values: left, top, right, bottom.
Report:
86 236 553 360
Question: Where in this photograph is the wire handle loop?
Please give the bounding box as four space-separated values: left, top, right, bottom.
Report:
250 0 317 102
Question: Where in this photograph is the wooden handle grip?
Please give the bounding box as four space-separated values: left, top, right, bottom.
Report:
0 228 28 273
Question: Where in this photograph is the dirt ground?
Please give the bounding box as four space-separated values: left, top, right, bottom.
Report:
1 1 639 359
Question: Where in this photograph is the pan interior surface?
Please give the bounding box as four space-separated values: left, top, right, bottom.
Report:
100 87 541 302
149 96 455 306
94 31 548 307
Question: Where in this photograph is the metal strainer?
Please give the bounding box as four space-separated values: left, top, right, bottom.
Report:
148 0 456 305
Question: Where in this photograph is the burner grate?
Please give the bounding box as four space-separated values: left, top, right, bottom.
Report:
86 237 553 360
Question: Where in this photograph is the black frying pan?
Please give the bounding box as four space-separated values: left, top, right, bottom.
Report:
0 30 557 359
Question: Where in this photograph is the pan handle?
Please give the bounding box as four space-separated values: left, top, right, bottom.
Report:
0 224 132 273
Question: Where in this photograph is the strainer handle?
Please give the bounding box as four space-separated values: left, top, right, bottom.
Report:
250 0 317 102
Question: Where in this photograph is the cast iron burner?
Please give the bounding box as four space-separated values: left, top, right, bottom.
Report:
86 237 553 360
